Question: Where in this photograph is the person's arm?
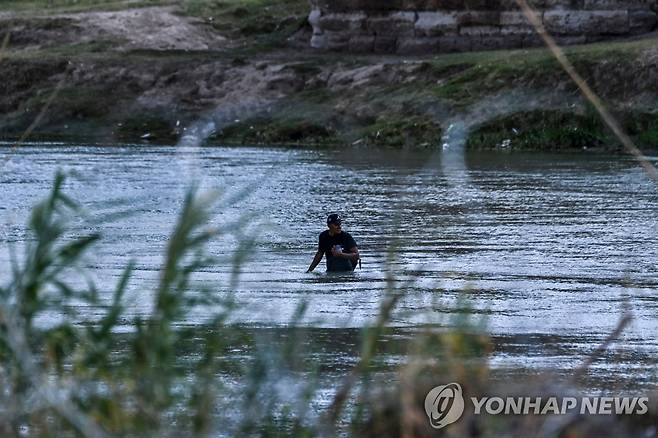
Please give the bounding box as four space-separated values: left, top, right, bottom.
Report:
346 245 359 261
307 249 323 272
331 245 359 261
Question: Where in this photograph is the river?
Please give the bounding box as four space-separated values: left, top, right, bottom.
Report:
1 143 657 395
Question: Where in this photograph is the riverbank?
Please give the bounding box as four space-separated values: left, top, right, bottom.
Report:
1 0 658 150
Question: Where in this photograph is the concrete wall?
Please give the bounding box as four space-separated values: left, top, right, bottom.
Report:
308 0 658 53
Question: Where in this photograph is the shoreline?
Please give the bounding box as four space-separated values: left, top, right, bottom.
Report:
1 137 652 155
1 4 657 152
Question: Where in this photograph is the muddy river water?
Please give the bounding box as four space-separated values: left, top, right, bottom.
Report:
1 143 657 396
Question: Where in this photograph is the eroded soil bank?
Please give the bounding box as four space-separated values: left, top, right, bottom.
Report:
1 1 658 150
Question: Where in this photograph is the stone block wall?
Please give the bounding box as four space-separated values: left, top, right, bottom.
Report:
308 0 658 53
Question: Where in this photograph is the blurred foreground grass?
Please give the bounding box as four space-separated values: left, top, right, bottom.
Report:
0 172 655 436
0 6 656 431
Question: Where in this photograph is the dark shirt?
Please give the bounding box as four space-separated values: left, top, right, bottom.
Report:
318 230 357 272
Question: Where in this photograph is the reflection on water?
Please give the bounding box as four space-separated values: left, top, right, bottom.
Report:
0 143 657 390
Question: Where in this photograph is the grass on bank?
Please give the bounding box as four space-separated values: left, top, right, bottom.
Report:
358 116 443 148
467 109 658 151
181 0 308 36
430 46 641 108
2 0 658 149
0 0 310 49
0 0 169 14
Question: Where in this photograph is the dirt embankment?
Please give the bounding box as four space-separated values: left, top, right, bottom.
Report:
1 4 658 150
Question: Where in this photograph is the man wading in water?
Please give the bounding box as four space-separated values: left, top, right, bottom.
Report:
307 214 360 273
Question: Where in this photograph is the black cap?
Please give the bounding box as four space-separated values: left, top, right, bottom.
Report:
327 213 342 225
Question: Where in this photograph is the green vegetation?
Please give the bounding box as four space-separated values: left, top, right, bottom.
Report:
177 0 310 53
0 169 655 435
115 114 178 141
467 109 611 151
624 111 658 150
208 105 444 148
431 49 636 108
51 86 118 119
0 174 658 437
216 117 340 146
467 109 658 151
0 0 309 51
1 0 657 432
0 172 237 435
0 171 492 435
359 116 443 148
0 0 169 13
2 0 658 150
180 0 308 38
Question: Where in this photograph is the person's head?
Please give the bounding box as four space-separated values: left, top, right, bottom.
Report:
327 213 342 234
